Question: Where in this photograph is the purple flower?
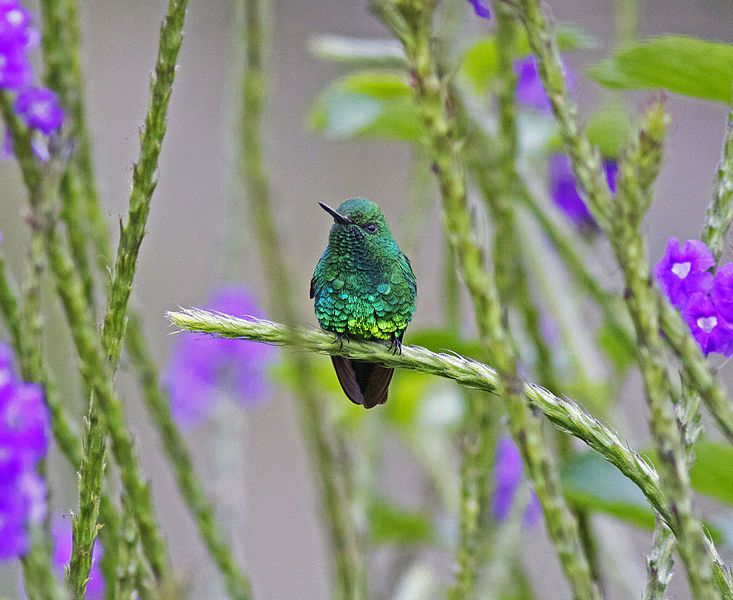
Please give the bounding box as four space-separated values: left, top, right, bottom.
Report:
52 518 104 599
492 435 541 525
549 154 617 231
164 285 275 428
14 87 64 134
0 44 31 90
0 341 50 563
712 263 733 322
683 293 733 356
0 492 29 559
515 56 574 113
0 2 36 50
0 381 49 460
654 238 714 309
468 0 491 19
515 57 549 112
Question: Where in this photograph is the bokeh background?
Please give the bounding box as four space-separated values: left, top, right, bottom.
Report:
1 0 733 598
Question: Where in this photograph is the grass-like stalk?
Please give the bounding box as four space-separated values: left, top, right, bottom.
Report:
2 0 191 586
701 107 733 263
75 0 191 586
507 0 730 591
166 310 733 593
642 520 675 600
166 311 668 514
240 1 365 597
612 103 716 597
38 1 253 595
509 0 733 452
373 2 600 598
40 0 112 277
125 315 254 600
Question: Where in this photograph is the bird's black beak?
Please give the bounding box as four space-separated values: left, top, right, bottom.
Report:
319 202 351 225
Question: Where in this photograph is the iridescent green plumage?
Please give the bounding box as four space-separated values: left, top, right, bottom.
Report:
311 198 416 407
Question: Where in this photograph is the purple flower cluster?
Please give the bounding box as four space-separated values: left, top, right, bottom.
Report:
0 342 49 560
164 285 275 428
655 238 733 356
549 154 618 232
0 1 63 155
492 435 541 525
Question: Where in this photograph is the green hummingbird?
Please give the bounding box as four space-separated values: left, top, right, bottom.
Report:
311 198 417 408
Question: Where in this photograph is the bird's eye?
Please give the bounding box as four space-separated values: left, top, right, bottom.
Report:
365 223 378 234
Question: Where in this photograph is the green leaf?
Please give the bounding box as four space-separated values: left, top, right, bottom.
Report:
461 24 595 94
690 439 733 505
586 104 633 159
308 35 406 68
563 450 733 548
368 499 436 546
561 451 655 528
588 36 733 103
308 71 421 141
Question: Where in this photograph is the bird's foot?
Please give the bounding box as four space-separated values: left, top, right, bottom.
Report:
332 332 349 351
388 334 402 355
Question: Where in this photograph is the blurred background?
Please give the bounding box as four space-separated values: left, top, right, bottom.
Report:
1 0 732 598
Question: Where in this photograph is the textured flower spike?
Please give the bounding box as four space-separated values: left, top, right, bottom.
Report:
468 0 491 19
492 434 541 525
654 238 714 309
52 518 104 599
683 293 733 356
549 154 617 232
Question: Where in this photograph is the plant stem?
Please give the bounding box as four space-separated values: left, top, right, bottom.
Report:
612 103 716 598
125 314 254 600
240 2 365 598
167 311 666 516
700 107 733 262
374 2 601 597
40 0 252 595
509 0 729 590
40 0 112 277
167 309 733 592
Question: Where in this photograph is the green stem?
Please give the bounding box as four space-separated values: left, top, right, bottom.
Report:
701 106 733 264
41 0 252 595
509 0 725 588
164 310 733 593
125 315 254 600
374 3 601 598
166 311 666 514
240 2 365 597
40 0 112 276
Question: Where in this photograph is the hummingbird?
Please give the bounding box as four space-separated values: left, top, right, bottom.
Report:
311 198 417 408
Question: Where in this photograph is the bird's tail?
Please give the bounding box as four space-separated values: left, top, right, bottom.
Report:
330 356 393 409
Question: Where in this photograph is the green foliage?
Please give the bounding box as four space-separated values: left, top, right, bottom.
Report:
461 25 595 94
689 439 733 505
561 451 654 529
308 71 421 141
368 499 437 546
589 36 733 103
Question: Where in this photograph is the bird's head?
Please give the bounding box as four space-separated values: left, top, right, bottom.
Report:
319 198 396 254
